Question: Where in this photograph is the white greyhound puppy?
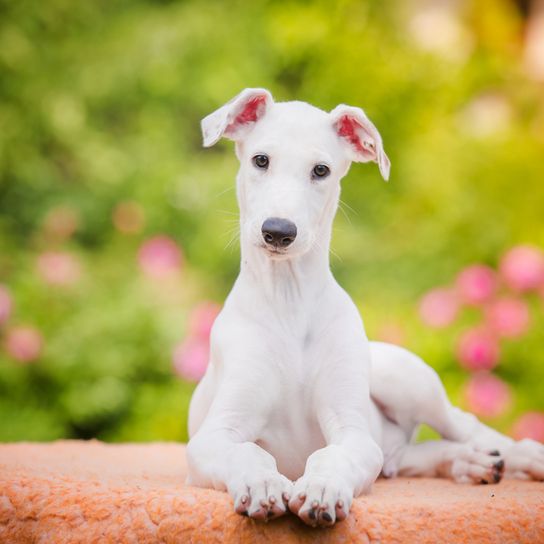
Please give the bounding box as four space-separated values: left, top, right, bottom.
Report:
186 88 544 527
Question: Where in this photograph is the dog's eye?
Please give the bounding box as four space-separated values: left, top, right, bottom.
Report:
312 164 330 179
252 154 269 170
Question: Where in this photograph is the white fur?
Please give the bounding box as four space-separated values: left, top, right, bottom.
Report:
186 89 544 527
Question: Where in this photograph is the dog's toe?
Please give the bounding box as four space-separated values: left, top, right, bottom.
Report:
502 439 544 481
290 475 351 527
452 446 505 485
233 472 293 521
335 498 348 521
288 492 306 515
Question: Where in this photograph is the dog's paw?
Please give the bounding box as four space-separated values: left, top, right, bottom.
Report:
288 474 352 528
503 438 544 481
450 445 505 485
231 471 293 521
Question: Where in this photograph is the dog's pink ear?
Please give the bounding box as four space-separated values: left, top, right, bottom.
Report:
201 88 273 147
330 105 390 181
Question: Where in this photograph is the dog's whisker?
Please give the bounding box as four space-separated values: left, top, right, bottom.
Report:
338 202 352 225
213 186 235 199
223 229 238 241
329 247 342 262
221 220 241 228
224 232 240 251
216 209 239 216
224 239 240 253
312 236 342 263
338 208 351 224
339 198 358 217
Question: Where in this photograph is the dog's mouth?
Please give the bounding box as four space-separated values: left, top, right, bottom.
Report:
258 243 290 259
256 239 314 261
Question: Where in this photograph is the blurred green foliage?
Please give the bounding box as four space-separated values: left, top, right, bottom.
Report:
0 0 543 443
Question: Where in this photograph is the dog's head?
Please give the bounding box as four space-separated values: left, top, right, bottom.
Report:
201 88 390 261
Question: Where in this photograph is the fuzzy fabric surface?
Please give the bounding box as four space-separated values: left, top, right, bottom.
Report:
0 440 543 543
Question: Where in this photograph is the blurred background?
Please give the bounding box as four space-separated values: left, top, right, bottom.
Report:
1 0 543 444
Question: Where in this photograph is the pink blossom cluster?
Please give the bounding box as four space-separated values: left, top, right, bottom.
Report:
418 245 544 439
0 284 43 363
37 251 82 286
36 206 84 288
172 302 221 382
42 206 79 242
138 235 183 279
0 206 87 364
1 206 179 367
113 201 146 235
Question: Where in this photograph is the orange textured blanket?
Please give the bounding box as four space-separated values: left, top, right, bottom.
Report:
0 440 542 543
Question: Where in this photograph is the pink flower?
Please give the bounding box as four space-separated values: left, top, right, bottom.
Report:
4 326 43 363
43 206 79 241
0 285 12 325
499 245 544 292
419 287 459 328
512 412 544 442
138 236 183 279
188 302 221 340
172 302 220 382
37 251 82 286
485 297 530 338
464 372 511 418
456 327 500 371
173 338 209 382
456 264 497 305
113 201 145 234
375 322 406 346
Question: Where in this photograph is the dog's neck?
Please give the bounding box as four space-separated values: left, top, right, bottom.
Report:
237 220 334 308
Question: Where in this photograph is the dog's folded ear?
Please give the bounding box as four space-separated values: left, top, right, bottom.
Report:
201 88 273 147
330 105 391 181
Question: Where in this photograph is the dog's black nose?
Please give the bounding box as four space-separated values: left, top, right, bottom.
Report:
261 217 297 248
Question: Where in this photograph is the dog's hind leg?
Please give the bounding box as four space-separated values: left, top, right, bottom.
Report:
370 341 544 481
369 341 477 441
376 400 506 484
390 439 505 483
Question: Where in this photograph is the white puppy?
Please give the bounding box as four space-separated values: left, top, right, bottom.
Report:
186 88 544 527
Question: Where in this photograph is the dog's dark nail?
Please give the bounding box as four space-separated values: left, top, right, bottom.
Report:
322 512 333 523
480 479 489 485
309 509 316 520
267 509 274 518
241 511 249 516
493 471 501 483
489 450 500 456
494 460 505 471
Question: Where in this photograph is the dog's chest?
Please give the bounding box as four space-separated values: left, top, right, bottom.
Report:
255 343 327 480
257 405 325 480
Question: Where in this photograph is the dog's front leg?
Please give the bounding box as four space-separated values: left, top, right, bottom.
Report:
289 361 383 527
186 375 293 521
